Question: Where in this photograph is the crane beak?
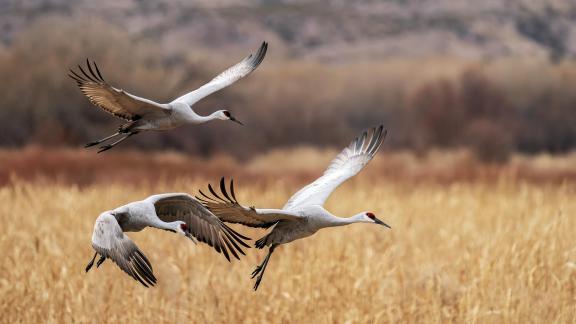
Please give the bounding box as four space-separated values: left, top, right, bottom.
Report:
374 217 391 229
185 232 198 245
229 116 244 126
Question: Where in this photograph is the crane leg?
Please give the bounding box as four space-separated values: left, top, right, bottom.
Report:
97 132 138 153
85 252 98 272
85 132 121 148
251 245 276 291
96 255 106 268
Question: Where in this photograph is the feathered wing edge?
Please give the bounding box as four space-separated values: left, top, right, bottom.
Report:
196 178 284 229
152 194 252 263
69 59 168 121
170 41 268 105
92 242 157 288
69 59 136 121
91 213 157 287
282 125 387 210
187 212 252 263
328 124 386 175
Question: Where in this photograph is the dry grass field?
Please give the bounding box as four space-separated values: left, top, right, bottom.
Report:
0 149 575 323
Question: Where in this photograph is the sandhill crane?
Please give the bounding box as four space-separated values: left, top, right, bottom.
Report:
69 42 268 153
196 125 389 290
85 193 250 287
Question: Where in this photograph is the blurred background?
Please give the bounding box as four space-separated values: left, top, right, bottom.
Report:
1 1 576 323
1 0 575 165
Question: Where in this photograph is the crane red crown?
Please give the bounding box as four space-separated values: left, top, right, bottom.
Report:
366 212 375 219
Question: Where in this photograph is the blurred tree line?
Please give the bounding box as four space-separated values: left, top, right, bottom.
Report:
0 18 575 162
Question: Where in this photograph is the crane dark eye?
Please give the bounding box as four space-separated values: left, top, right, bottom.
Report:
223 111 231 117
366 212 375 219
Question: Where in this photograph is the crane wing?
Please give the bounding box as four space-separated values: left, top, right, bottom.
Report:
283 125 386 210
69 59 170 121
195 177 302 229
171 42 267 106
91 212 157 287
147 193 251 262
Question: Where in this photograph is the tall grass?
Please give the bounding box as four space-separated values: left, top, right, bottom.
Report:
1 147 575 186
0 162 574 322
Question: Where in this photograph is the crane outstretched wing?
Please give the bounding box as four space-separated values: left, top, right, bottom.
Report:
196 177 301 229
171 42 268 106
147 193 251 262
91 212 157 287
69 59 170 121
283 125 387 210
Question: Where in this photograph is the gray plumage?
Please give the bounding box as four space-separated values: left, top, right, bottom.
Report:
86 193 250 287
69 42 268 152
197 125 390 290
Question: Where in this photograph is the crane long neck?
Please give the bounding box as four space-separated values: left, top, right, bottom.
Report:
186 109 221 124
149 218 178 232
326 213 365 227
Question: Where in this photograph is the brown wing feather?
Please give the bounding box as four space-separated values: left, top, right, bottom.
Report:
69 59 168 121
91 213 157 287
152 194 250 262
196 178 300 229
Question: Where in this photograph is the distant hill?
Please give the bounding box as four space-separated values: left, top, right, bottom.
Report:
1 0 575 158
1 0 575 61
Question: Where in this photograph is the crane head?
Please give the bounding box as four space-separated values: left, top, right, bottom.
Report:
219 110 244 125
172 221 189 236
177 221 197 244
365 212 391 228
